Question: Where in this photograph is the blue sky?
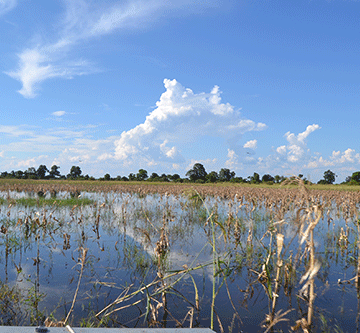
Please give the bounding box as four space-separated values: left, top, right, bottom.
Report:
0 0 359 182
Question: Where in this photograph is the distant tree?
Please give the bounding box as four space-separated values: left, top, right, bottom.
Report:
262 174 274 183
206 171 219 183
345 176 352 183
169 174 180 181
218 168 235 182
136 169 148 181
14 170 24 179
49 165 61 179
68 166 82 179
351 171 360 183
250 172 260 184
26 167 37 179
128 173 136 181
186 163 207 182
231 176 245 183
323 169 336 184
104 173 111 181
149 172 159 180
317 179 328 185
160 173 169 182
121 176 129 181
37 165 49 179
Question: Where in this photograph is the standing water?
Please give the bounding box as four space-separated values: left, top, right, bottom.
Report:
0 186 359 332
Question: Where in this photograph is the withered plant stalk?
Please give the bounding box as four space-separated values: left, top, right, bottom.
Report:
64 247 88 325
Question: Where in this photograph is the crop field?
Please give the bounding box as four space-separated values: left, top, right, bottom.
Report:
0 179 359 332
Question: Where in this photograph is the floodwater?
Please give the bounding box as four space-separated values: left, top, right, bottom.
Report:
0 189 359 332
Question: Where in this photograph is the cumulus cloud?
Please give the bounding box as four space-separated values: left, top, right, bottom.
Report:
114 79 266 167
282 124 321 163
243 139 257 149
6 0 219 98
305 148 360 169
276 145 286 155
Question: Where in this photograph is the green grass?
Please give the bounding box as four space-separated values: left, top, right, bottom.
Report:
0 197 95 207
0 178 359 192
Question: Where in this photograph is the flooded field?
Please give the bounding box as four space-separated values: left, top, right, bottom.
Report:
0 181 359 332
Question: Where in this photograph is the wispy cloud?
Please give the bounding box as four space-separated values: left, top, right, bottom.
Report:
6 0 219 98
114 79 266 167
0 125 34 137
52 111 66 117
0 0 16 16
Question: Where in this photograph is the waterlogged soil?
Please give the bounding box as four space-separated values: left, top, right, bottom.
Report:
0 187 359 332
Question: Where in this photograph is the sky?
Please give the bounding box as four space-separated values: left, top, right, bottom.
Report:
0 0 359 182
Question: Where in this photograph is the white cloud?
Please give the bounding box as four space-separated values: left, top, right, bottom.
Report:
276 145 286 155
52 111 66 117
16 156 49 169
0 0 16 16
114 79 266 167
186 158 218 172
0 125 34 137
283 124 321 163
243 139 257 149
6 0 219 98
310 148 360 167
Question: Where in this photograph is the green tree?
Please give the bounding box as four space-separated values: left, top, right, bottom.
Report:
262 174 274 183
14 170 24 179
136 169 148 181
49 165 61 179
218 168 235 182
68 166 82 179
206 171 219 183
149 172 160 181
104 173 111 181
345 176 352 183
186 163 207 182
160 173 169 182
128 173 136 181
169 174 180 181
36 165 49 179
351 171 360 183
250 172 260 184
25 167 37 179
322 169 336 184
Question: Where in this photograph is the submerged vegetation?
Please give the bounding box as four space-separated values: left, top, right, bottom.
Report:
0 180 359 331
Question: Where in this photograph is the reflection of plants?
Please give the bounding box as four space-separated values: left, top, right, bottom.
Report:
183 188 205 209
123 242 151 277
23 282 46 325
0 280 24 325
2 185 360 330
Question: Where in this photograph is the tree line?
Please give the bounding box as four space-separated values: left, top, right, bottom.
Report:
0 163 359 185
